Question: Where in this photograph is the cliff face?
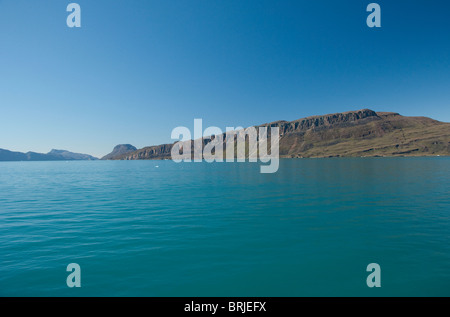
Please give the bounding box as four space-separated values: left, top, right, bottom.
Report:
116 144 172 160
260 109 380 134
106 109 450 160
101 144 137 160
274 111 449 157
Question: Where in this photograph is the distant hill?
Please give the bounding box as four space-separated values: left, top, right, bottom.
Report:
47 149 98 161
101 144 137 160
106 109 450 160
0 148 98 161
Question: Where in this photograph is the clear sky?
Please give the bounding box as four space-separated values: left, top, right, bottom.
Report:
0 0 449 158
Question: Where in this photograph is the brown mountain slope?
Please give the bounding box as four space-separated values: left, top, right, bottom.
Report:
105 109 450 160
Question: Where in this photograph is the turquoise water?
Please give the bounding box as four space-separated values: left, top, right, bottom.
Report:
0 158 449 296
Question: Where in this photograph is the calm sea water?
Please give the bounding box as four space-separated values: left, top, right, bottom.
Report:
0 158 449 296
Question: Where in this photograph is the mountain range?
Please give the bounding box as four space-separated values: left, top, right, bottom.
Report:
2 109 449 162
102 109 450 160
0 149 98 161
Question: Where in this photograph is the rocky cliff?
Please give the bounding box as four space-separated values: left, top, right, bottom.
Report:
101 144 137 160
105 109 450 160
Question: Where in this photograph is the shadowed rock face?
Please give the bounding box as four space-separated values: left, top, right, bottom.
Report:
260 109 380 132
106 109 450 160
101 144 137 160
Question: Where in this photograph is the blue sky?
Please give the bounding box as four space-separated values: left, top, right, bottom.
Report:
0 0 449 157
